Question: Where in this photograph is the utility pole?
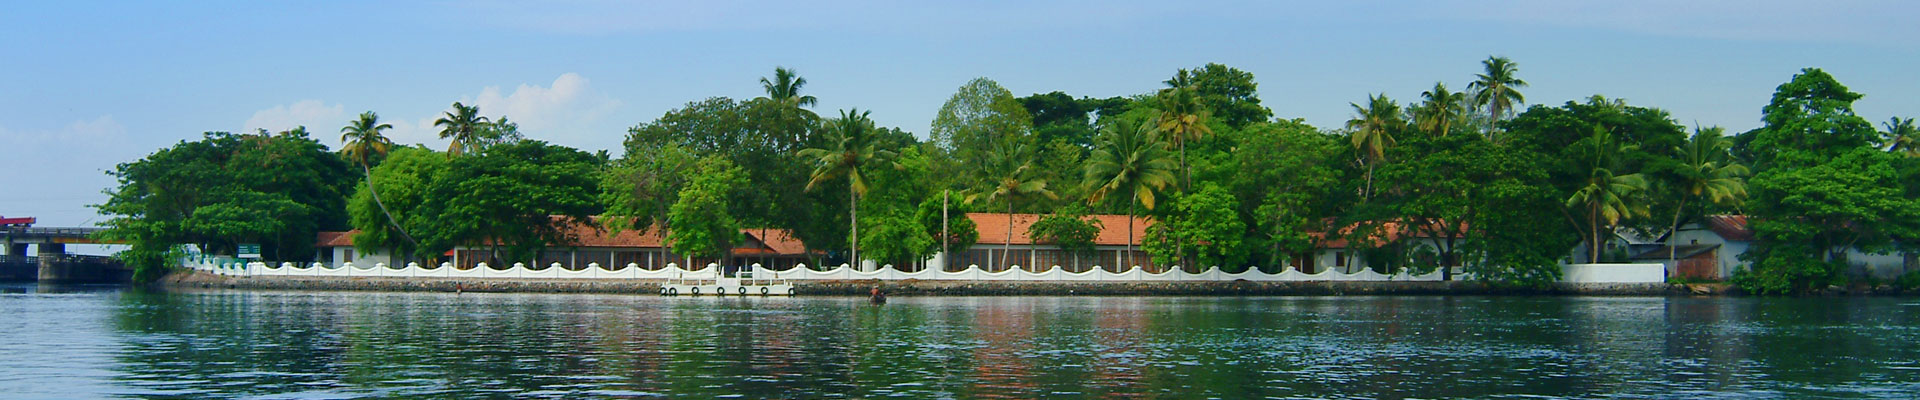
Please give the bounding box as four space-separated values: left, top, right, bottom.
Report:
941 189 949 272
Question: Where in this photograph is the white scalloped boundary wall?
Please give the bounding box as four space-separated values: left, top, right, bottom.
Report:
181 261 1449 282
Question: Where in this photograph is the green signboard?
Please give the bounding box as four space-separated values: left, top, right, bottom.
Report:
238 244 261 259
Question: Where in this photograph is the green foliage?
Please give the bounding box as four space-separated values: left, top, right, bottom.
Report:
96 129 354 268
1737 69 1920 294
416 140 601 265
1180 63 1272 130
858 147 934 267
1028 203 1103 258
348 146 446 256
916 189 978 258
1743 68 1880 169
1234 120 1349 268
624 95 829 254
1143 185 1247 270
931 77 1034 169
1895 269 1920 292
667 157 748 260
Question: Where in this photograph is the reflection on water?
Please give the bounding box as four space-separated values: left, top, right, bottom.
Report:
0 284 1916 399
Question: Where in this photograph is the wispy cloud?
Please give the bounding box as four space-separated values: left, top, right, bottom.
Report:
243 100 346 134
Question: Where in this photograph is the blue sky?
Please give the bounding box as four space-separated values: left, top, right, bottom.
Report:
3 0 1917 238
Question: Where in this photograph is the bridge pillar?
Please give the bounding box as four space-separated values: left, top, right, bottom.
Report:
35 243 97 284
5 243 24 257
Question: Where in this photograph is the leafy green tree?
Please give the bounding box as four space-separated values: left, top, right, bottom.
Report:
347 146 446 260
966 140 1057 270
1082 118 1177 267
1142 184 1246 271
1737 68 1920 293
1017 91 1100 149
1565 126 1650 263
1468 56 1528 137
599 142 697 265
667 157 748 266
97 130 353 278
1028 203 1103 271
1183 63 1272 130
799 109 900 266
1232 120 1349 269
856 147 934 268
930 77 1034 171
416 140 601 266
434 102 490 157
624 96 825 260
338 111 417 249
1346 94 1403 200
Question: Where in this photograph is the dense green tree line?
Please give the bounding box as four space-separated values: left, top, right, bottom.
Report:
99 63 1919 293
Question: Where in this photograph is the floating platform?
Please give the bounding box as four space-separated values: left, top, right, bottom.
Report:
661 273 794 296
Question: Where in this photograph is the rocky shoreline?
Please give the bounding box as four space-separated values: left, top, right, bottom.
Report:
161 270 1699 296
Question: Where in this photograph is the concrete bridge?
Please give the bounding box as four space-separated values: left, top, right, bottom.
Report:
0 216 130 283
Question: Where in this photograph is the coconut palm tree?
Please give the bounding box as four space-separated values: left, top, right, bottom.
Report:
1155 70 1213 192
968 140 1057 271
1415 82 1467 137
1567 126 1649 263
760 67 818 108
1663 126 1748 264
798 109 897 269
1083 119 1178 269
1346 94 1403 200
1468 56 1527 137
1883 117 1918 157
434 102 489 157
339 111 419 249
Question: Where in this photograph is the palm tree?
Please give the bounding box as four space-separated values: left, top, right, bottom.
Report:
1346 94 1403 200
1415 82 1467 137
1566 126 1649 263
1468 56 1527 138
798 109 898 269
434 102 489 157
760 67 818 108
339 111 419 250
968 140 1058 271
1155 70 1213 192
1884 117 1918 157
1664 126 1748 264
1083 119 1179 269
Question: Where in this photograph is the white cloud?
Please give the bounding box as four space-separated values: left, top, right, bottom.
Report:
242 99 346 134
462 72 622 148
0 115 127 145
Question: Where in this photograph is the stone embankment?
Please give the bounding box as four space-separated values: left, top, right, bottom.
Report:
163 270 1686 296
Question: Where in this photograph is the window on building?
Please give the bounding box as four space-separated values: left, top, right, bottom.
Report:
344 249 354 263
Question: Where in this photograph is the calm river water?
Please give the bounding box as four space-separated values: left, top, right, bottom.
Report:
1 284 1916 399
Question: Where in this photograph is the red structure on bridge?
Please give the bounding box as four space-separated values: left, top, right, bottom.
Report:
0 215 34 228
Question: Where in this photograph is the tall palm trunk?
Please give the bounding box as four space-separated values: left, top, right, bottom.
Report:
1126 200 1136 270
1001 200 1014 272
1589 205 1601 263
1178 141 1190 192
849 180 859 271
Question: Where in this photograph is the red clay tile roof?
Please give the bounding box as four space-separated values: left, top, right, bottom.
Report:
967 213 1155 246
742 229 809 255
1706 215 1754 242
315 230 356 247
